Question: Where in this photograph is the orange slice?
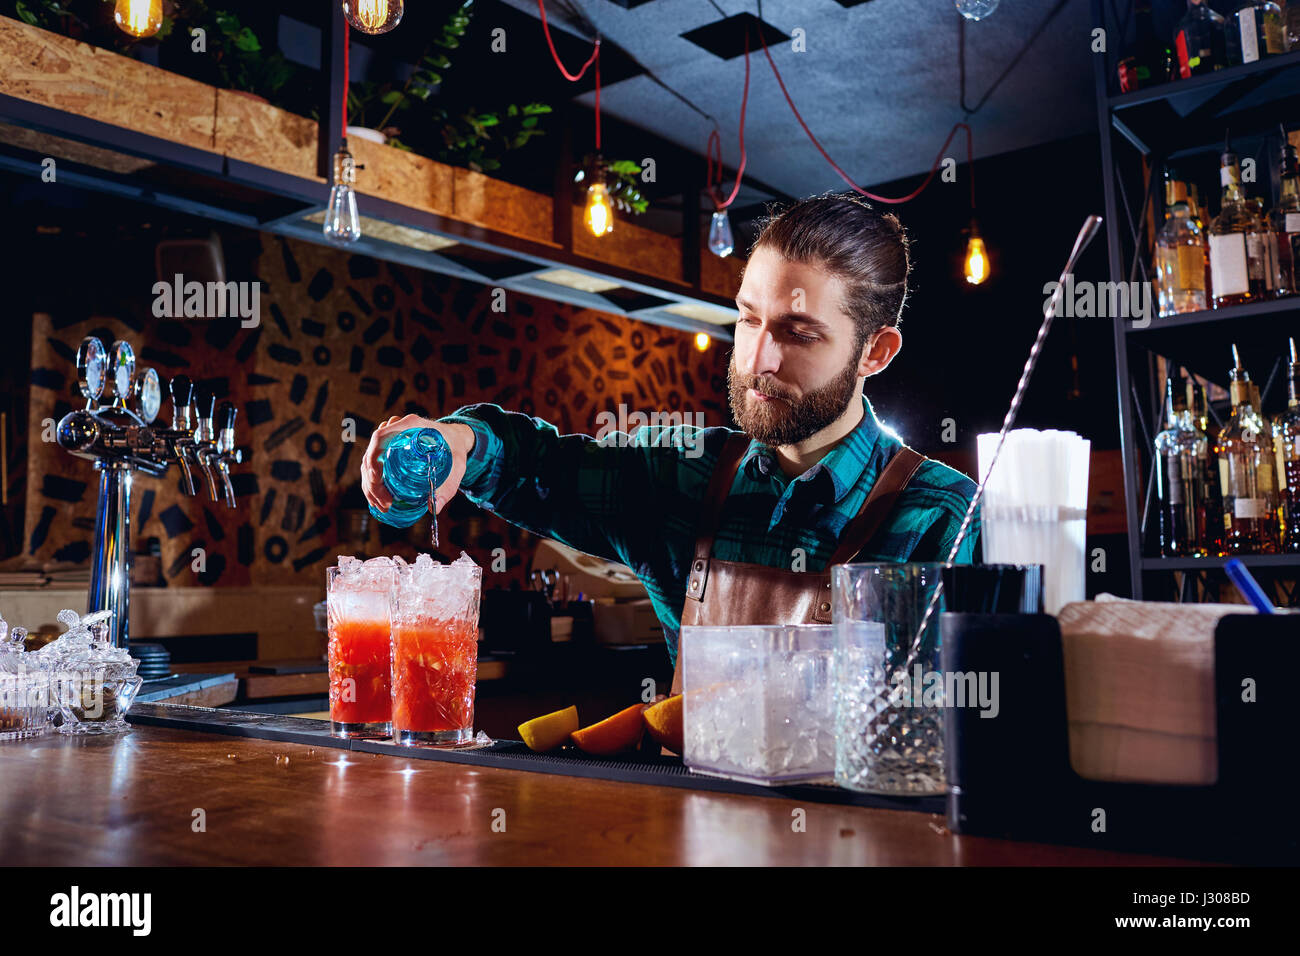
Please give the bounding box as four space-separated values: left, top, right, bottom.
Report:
570 703 648 755
518 705 580 752
643 694 683 755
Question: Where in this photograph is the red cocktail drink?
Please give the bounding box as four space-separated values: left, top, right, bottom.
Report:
327 559 397 738
389 553 482 746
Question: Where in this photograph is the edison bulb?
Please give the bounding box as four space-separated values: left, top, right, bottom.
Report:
343 0 404 35
115 0 163 38
708 210 734 258
585 181 614 238
694 332 711 352
964 235 989 285
324 144 361 245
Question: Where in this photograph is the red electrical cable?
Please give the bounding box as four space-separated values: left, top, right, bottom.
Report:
706 29 749 211
757 29 975 209
537 0 600 81
342 20 350 133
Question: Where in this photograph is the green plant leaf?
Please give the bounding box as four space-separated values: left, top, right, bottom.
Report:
380 91 404 105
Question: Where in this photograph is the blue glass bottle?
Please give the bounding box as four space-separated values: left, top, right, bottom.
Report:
369 427 452 528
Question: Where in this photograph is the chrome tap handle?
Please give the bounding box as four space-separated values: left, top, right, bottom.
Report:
195 451 220 503
215 460 236 508
171 438 196 495
195 388 216 444
170 376 194 432
217 401 237 454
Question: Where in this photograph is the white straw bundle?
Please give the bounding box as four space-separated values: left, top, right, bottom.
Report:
977 429 1091 615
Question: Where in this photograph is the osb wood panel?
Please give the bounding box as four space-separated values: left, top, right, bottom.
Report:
700 242 746 299
23 236 730 590
0 120 155 174
214 90 320 183
570 206 683 285
453 167 557 247
350 138 454 215
0 17 216 152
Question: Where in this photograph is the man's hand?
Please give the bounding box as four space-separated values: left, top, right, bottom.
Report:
360 415 475 516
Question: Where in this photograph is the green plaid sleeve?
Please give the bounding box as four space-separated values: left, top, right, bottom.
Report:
436 402 662 567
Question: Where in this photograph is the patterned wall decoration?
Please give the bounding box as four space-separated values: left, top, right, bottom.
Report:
23 233 733 588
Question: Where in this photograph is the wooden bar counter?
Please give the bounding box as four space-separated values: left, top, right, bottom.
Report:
0 716 1201 866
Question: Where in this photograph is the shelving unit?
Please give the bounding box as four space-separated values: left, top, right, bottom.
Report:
1091 0 1300 602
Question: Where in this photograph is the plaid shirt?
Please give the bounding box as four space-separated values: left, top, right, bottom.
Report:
439 396 981 667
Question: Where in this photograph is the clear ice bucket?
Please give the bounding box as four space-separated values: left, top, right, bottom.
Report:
679 624 836 785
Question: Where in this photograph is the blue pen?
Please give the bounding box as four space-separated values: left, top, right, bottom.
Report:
1224 559 1275 614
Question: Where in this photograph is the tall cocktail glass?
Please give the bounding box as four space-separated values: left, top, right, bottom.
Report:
388 553 481 746
326 557 397 738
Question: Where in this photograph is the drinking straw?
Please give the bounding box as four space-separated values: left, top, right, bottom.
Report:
1224 559 1276 614
897 216 1103 668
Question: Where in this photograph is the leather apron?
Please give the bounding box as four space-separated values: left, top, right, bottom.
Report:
669 432 926 696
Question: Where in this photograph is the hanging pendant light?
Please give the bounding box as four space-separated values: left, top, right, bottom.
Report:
694 332 711 352
584 164 614 238
708 210 735 258
114 0 163 38
343 0 404 35
964 218 989 285
955 0 1000 21
324 141 362 245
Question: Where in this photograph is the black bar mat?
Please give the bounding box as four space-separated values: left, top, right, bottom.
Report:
127 702 943 814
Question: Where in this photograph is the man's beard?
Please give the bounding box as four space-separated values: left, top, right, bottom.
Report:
727 353 861 447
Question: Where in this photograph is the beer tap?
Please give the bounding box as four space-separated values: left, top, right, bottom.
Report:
55 336 244 649
192 387 221 504
168 375 197 496
214 401 241 509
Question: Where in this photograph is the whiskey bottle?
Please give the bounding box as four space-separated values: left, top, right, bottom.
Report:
1217 345 1270 553
1155 173 1209 315
1267 129 1300 297
1186 377 1225 556
1155 368 1201 556
1176 0 1227 78
1247 379 1282 552
1247 197 1280 298
1225 0 1287 64
1209 145 1269 306
1280 337 1300 553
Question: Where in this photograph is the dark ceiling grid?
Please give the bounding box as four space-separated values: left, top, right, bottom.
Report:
500 0 1096 197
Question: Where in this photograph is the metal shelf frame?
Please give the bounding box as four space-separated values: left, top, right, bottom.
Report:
1090 0 1300 600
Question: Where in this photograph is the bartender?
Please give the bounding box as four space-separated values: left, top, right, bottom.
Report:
361 192 980 687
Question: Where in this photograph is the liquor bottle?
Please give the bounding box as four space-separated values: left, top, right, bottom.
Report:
1268 128 1300 296
1155 369 1201 556
1186 377 1225 555
1216 345 1270 553
1176 0 1227 77
1247 197 1281 298
1280 337 1300 553
1225 0 1287 63
1247 379 1282 551
1287 0 1300 49
1155 173 1209 315
1119 0 1166 91
1208 144 1270 306
367 427 452 527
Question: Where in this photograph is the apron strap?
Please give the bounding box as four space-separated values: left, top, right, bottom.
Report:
823 446 927 568
685 432 752 603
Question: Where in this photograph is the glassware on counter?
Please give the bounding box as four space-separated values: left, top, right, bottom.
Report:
678 624 836 786
832 563 948 796
388 553 482 746
327 557 399 739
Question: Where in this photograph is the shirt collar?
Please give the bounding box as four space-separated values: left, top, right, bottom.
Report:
738 395 888 504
